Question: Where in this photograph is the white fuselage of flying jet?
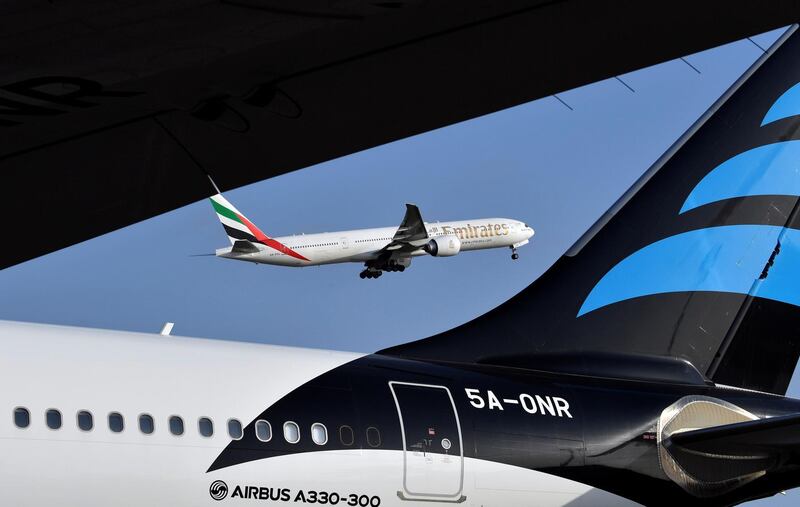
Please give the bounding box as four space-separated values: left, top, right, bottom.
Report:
216 219 534 267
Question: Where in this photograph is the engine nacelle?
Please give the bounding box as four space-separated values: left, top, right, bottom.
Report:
424 235 461 257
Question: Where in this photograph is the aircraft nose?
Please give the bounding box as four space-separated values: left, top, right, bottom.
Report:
523 224 534 239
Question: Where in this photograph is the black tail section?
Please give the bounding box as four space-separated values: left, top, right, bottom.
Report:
381 27 800 395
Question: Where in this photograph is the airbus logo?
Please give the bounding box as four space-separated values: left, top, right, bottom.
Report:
210 480 229 501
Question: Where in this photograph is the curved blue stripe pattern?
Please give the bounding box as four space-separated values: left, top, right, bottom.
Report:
680 141 800 213
762 82 800 126
578 225 800 316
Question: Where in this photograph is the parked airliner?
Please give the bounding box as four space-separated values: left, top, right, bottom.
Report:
209 191 534 279
6 24 800 507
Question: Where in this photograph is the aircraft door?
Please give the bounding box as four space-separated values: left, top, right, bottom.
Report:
341 237 349 249
389 382 465 502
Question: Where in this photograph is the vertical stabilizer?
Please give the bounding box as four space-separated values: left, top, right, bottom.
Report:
382 27 800 395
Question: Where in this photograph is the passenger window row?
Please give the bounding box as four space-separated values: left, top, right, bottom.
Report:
13 407 237 439
293 243 337 248
268 421 380 447
13 407 381 447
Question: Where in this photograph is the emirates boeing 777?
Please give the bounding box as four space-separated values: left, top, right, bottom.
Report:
209 191 534 279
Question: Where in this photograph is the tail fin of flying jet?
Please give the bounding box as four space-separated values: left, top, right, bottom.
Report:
208 192 311 262
381 26 800 395
209 193 265 246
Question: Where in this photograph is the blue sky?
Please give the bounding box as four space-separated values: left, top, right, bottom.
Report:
0 28 795 506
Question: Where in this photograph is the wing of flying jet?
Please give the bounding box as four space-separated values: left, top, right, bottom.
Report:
3 1 800 269
383 204 429 253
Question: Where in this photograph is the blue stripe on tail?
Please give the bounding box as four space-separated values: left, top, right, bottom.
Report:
762 82 800 126
680 140 800 213
578 225 800 316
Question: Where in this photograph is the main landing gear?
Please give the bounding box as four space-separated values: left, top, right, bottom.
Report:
359 261 407 279
359 269 382 279
511 246 519 260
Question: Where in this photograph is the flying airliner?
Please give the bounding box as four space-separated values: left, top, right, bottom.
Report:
208 191 534 279
5 25 800 507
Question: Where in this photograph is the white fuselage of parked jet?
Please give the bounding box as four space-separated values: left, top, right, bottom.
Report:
0 320 635 507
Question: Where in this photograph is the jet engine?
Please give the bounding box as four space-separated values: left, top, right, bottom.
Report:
424 235 461 257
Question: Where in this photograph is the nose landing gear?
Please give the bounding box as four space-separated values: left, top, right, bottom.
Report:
511 247 519 260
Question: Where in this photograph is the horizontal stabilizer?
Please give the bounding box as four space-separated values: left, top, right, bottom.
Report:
657 398 800 497
668 412 800 457
231 240 260 254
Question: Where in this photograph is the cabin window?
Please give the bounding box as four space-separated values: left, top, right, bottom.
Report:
108 412 124 433
366 426 381 448
77 410 93 431
311 423 328 445
199 417 214 437
228 419 243 440
283 421 300 444
13 407 30 428
339 425 354 446
139 414 154 434
255 420 272 442
169 416 184 436
46 409 62 430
